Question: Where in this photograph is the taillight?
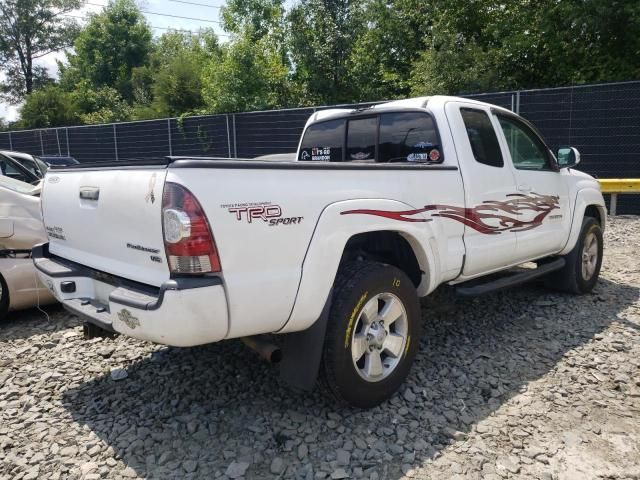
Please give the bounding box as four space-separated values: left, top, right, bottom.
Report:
162 182 221 274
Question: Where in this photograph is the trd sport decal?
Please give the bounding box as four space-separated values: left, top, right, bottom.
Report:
341 193 560 234
221 202 303 226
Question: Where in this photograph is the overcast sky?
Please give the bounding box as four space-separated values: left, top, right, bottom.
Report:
0 0 228 122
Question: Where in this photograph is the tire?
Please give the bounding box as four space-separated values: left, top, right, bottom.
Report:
319 261 421 408
0 274 9 323
545 216 603 294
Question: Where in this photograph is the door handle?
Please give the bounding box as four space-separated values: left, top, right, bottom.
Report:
518 184 532 193
79 187 100 201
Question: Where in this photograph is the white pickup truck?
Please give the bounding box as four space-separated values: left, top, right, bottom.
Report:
33 96 605 407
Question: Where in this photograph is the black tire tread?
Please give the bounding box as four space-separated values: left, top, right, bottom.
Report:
318 261 383 405
545 216 602 294
318 260 420 408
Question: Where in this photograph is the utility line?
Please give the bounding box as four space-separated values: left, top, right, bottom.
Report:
140 9 221 23
61 13 230 36
168 0 222 9
84 2 222 24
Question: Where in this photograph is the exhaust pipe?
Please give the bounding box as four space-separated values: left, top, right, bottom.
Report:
241 336 282 364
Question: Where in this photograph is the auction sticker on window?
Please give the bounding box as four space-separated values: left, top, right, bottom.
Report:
311 147 331 161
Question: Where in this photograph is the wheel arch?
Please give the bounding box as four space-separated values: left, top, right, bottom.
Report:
280 199 439 334
340 231 424 288
584 204 605 226
559 188 606 256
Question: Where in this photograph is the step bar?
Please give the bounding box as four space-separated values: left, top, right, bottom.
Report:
456 258 566 297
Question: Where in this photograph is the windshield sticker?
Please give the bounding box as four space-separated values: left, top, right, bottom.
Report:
407 153 430 162
413 141 433 149
429 149 441 162
350 151 371 160
300 151 310 160
311 147 331 161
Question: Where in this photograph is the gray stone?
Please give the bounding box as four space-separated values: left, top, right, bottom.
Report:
336 449 351 466
270 457 286 475
225 461 250 479
121 466 138 478
331 469 349 479
496 456 521 475
403 389 417 402
298 443 309 460
183 460 198 473
110 368 128 381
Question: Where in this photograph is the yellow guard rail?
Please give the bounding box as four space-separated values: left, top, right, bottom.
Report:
598 179 640 215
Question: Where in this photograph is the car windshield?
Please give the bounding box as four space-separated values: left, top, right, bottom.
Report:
0 174 40 195
3 153 44 181
33 156 49 175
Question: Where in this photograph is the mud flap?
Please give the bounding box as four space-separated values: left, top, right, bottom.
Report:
279 290 332 391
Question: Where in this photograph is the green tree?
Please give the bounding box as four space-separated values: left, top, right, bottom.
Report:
201 34 292 113
152 29 220 67
220 0 289 88
71 82 131 124
288 0 367 104
152 54 206 116
408 0 640 95
536 0 640 85
61 0 152 102
0 0 81 103
18 85 77 128
129 29 221 118
346 0 431 101
222 0 284 39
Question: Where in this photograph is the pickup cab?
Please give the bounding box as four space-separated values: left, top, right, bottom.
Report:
33 96 606 407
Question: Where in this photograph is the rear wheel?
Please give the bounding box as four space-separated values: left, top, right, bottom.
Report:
319 261 421 408
545 216 603 294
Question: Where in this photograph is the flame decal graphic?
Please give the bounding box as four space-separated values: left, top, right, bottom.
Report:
341 193 560 234
339 207 433 223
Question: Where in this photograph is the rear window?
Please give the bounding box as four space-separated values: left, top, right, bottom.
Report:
379 112 442 163
347 117 377 161
460 108 504 167
298 119 345 161
299 111 442 163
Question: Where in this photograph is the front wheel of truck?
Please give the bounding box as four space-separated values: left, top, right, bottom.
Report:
319 261 421 408
545 216 603 294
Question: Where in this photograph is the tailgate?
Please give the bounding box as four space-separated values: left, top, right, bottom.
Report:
42 167 169 287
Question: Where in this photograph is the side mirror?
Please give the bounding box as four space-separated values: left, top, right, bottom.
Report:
557 147 581 169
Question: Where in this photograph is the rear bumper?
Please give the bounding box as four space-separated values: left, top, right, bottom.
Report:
32 243 229 346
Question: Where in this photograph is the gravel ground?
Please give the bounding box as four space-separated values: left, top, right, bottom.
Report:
1 216 639 480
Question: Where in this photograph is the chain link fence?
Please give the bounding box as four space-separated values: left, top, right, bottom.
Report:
1 81 638 213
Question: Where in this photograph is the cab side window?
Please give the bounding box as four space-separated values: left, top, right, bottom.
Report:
497 115 551 170
298 119 345 161
460 108 504 167
379 112 442 163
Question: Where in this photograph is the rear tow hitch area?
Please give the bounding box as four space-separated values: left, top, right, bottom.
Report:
83 321 118 340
